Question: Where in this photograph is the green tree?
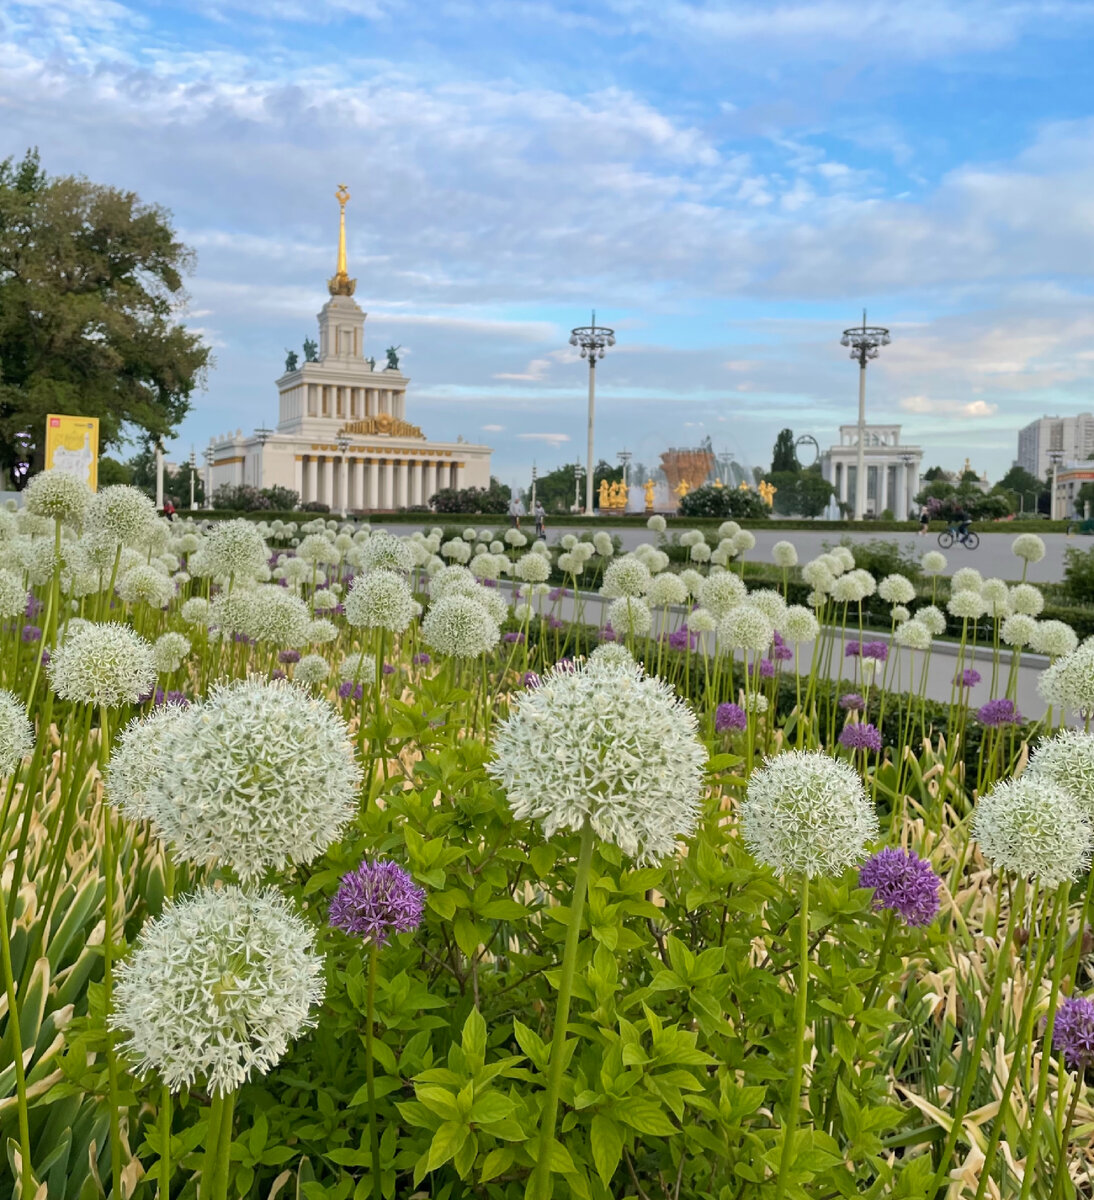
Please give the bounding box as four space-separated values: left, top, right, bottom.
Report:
98 456 133 487
771 428 798 473
533 460 622 513
767 470 835 517
922 465 946 481
993 465 1048 515
0 149 211 486
678 484 768 519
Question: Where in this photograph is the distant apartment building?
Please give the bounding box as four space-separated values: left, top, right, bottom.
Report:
1016 413 1094 478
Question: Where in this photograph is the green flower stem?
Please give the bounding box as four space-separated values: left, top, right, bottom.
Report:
100 705 123 1199
774 873 810 1200
200 1089 237 1200
365 941 382 1200
159 857 176 1200
1066 869 1094 990
531 820 595 1200
1049 1075 1082 1200
0 864 34 1197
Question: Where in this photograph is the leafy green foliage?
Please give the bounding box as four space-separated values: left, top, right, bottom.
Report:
678 484 769 518
430 476 513 514
771 428 799 473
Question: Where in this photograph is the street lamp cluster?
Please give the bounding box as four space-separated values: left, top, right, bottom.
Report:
569 312 615 515
840 312 891 521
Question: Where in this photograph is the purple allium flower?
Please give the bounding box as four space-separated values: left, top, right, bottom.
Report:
597 624 617 642
839 693 865 711
977 698 1022 727
839 722 883 753
382 663 396 675
668 627 697 652
845 642 862 658
715 702 747 733
503 631 525 644
21 625 41 643
154 689 189 708
278 649 301 664
413 652 431 665
546 615 564 630
858 848 942 927
232 632 253 645
772 641 793 662
862 641 889 662
338 681 364 700
548 587 569 602
329 859 426 947
483 578 497 588
753 657 775 678
25 595 42 619
956 668 981 688
522 671 541 689
1054 996 1094 1070
270 669 287 681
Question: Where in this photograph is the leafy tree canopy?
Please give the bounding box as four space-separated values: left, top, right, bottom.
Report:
0 149 211 485
430 477 512 514
530 460 622 513
771 428 799 474
922 465 947 481
765 470 836 518
677 484 768 520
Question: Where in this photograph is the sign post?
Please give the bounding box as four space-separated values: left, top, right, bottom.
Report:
44 414 99 490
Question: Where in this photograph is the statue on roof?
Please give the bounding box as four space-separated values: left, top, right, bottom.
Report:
303 338 318 363
284 349 298 373
327 184 357 297
385 345 401 370
367 356 376 372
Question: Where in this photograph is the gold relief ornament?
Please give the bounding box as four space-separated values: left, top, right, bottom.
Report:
339 415 425 440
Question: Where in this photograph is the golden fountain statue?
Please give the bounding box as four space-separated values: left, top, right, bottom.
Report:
644 479 656 512
328 183 357 297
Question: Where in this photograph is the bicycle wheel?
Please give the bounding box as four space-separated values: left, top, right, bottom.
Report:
937 531 954 549
963 531 980 550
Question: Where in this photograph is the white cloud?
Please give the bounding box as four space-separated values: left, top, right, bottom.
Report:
899 396 998 417
517 432 571 445
482 423 505 432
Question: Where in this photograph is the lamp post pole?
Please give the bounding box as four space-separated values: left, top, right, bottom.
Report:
154 441 165 512
254 426 272 492
531 463 537 511
188 448 197 511
573 464 585 513
1048 450 1064 521
900 452 915 521
840 312 891 521
570 312 616 514
617 449 632 488
336 434 351 518
203 446 214 510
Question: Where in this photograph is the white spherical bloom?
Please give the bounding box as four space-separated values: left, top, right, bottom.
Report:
244 588 309 648
359 531 415 574
159 552 180 574
834 546 858 571
304 618 338 645
800 560 835 592
180 597 209 627
441 538 472 564
947 590 986 620
951 567 982 594
489 540 505 555
296 534 336 565
557 551 582 575
560 534 578 550
893 619 932 651
0 568 27 620
471 586 508 627
0 508 15 542
732 530 756 554
338 653 378 684
1009 583 1045 616
503 529 528 548
819 552 846 578
916 604 947 636
718 521 741 540
15 510 52 537
205 520 269 581
279 557 311 587
0 691 33 778
593 531 614 557
781 605 819 645
748 588 787 625
679 569 704 599
888 605 910 624
688 542 710 563
772 541 798 568
831 574 868 605
178 532 201 554
489 659 704 864
647 573 688 607
647 515 667 533
294 653 330 686
878 574 915 604
1031 619 1078 659
645 549 670 574
516 552 551 583
1028 730 1094 820
422 594 501 658
572 542 596 563
107 703 193 820
312 588 338 611
601 557 652 599
718 605 774 653
680 529 704 548
428 564 476 598
531 540 551 558
48 623 156 708
142 677 359 880
589 643 635 668
25 468 92 525
980 577 1010 615
11 536 59 586
87 485 157 546
112 886 323 1096
742 751 878 878
1012 533 1046 563
851 569 877 598
921 551 947 575
710 547 729 568
116 565 175 609
686 607 717 634
698 571 746 618
1037 643 1094 714
607 596 653 638
806 590 827 609
153 632 191 674
461 526 477 542
745 692 769 714
470 552 498 580
1001 613 1037 647
973 776 1092 886
344 569 417 633
513 602 535 623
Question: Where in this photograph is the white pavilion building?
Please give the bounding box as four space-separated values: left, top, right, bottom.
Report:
205 187 492 513
820 423 923 518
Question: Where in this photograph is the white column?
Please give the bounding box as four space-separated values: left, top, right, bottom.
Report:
340 455 349 516
366 460 378 510
293 456 303 503
351 459 363 511
395 461 408 509
410 461 421 506
454 462 464 492
306 457 318 504
879 459 889 514
321 458 333 508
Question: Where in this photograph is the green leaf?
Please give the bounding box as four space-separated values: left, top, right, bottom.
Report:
617 1098 677 1136
427 891 457 920
462 1007 488 1071
479 1147 513 1183
470 1092 515 1124
416 1086 461 1121
590 1114 623 1186
453 914 480 957
512 1019 548 1070
426 1120 469 1172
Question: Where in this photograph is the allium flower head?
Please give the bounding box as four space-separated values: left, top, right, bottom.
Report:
878 574 916 605
294 653 330 687
973 776 1092 885
977 698 1022 727
801 559 835 592
338 652 378 684
344 568 417 633
515 551 551 583
715 702 747 732
921 551 946 575
153 632 191 674
647 573 687 607
489 659 705 864
304 618 337 645
951 567 982 594
600 557 651 599
0 569 28 620
608 596 653 638
686 607 717 635
589 643 635 669
772 540 798 568
1001 613 1037 647
891 605 911 623
831 574 869 604
718 605 774 653
1009 583 1045 616
246 587 310 647
742 751 879 878
689 542 712 563
948 590 986 620
204 519 269 581
647 514 667 533
24 468 91 525
917 604 948 636
956 668 981 688
858 848 941 926
296 533 337 565
106 702 192 820
593 531 614 557
980 577 1010 612
698 572 746 618
1027 730 1094 820
112 886 323 1095
0 691 33 777
48 622 156 708
839 693 865 711
329 859 426 946
1038 642 1094 715
1012 533 1047 563
422 593 501 658
1031 620 1078 660
839 722 883 753
748 588 787 625
1054 997 1094 1071
117 565 174 609
87 485 157 546
503 529 527 548
732 530 756 554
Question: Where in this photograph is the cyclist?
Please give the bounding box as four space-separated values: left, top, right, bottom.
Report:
952 505 972 543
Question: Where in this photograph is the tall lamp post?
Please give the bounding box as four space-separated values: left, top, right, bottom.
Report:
570 312 615 514
900 452 915 521
573 463 585 513
1048 449 1064 521
617 449 633 488
254 426 272 489
203 445 214 510
154 440 165 512
840 312 890 521
336 433 351 518
188 448 198 511
530 463 538 511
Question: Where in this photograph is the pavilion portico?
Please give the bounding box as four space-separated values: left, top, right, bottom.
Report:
820 424 922 519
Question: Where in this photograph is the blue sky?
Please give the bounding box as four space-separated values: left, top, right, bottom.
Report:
4 0 1094 490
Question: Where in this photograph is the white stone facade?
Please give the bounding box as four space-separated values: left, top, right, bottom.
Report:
820 424 922 519
1016 413 1094 480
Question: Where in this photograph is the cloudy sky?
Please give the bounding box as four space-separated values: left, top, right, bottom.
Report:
4 0 1094 488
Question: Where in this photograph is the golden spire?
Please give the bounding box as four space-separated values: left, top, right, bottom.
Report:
328 183 357 297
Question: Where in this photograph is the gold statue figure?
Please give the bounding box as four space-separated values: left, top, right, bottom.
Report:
644 479 656 512
598 478 610 508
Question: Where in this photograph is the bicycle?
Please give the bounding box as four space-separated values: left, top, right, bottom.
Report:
937 526 979 550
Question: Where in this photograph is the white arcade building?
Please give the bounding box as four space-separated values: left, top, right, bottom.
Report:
819 424 923 518
205 187 492 513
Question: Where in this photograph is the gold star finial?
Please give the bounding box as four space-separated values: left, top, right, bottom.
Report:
329 184 356 296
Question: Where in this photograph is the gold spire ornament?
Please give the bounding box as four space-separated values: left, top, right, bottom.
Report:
328 184 357 297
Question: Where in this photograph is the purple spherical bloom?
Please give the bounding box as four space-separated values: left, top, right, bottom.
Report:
862 641 889 662
382 663 396 675
412 652 431 665
25 594 42 619
503 631 526 644
715 702 747 733
329 859 426 947
546 615 564 631
270 669 287 681
977 698 1022 727
668 627 697 652
482 578 497 588
232 631 254 645
40 648 50 665
839 693 865 711
1054 996 1094 1071
839 722 883 753
154 689 189 708
956 668 981 688
278 649 301 664
22 624 42 643
338 680 364 700
772 642 793 662
858 848 942 927
548 587 569 602
522 671 541 689
597 624 617 643
845 642 862 658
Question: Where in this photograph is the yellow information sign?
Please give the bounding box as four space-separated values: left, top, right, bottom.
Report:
44 414 99 491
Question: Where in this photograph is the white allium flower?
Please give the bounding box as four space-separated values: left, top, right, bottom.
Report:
560 534 578 551
1001 613 1037 647
719 605 774 653
589 643 635 668
921 551 947 575
745 692 769 714
1028 730 1094 820
344 569 417 633
732 530 756 554
831 574 868 604
679 569 704 599
489 659 705 864
772 541 798 568
153 632 190 674
312 588 338 611
107 703 192 820
296 533 336 565
679 530 704 548
748 589 787 625
607 596 653 638
947 590 986 620
48 623 156 708
304 618 337 645
850 568 876 598
647 515 667 533
717 521 740 540
87 485 157 546
1031 620 1078 659
801 560 835 592
489 540 505 555
916 604 947 635
878 574 915 605
780 605 819 645
462 527 477 542
140 677 359 879
178 533 201 554
471 585 508 627
516 552 551 583
441 538 472 564
359 531 414 574
514 602 535 623
422 594 501 658
24 468 92 525
503 529 528 548
647 573 687 607
686 608 717 634
338 653 378 684
16 510 52 537
180 597 209 627
0 569 27 619
117 565 174 609
1012 533 1046 563
973 776 1092 886
806 590 827 609
1009 583 1045 616
112 885 324 1095
1038 643 1094 715
243 588 308 647
531 540 551 558
742 751 878 878
601 557 651 599
205 520 269 581
980 578 1010 612
280 557 311 587
0 691 33 778
689 542 712 563
644 549 670 574
891 605 911 623
556 552 581 575
893 619 932 651
951 567 982 594
469 553 497 580
698 572 746 618
294 653 330 686
819 552 845 578
593 531 614 557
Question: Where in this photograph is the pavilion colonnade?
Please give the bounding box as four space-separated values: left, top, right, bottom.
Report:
295 451 463 511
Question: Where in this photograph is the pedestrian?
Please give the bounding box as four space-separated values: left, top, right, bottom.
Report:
508 494 524 529
163 497 177 522
918 504 929 536
534 500 546 538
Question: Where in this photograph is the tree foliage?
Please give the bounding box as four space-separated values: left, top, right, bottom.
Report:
770 428 799 474
0 149 211 485
212 483 297 511
766 469 835 518
922 465 946 481
531 460 622 513
430 477 512 514
677 484 769 519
